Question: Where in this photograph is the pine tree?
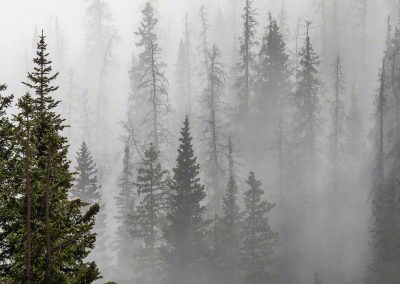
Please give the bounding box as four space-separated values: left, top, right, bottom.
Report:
329 53 345 193
72 142 101 203
1 30 101 283
0 86 16 279
84 0 116 142
368 58 400 284
128 143 169 284
72 142 108 277
135 1 168 151
241 172 279 284
255 12 290 154
217 138 241 284
114 143 135 282
202 44 225 213
236 0 258 119
162 116 209 284
291 22 322 184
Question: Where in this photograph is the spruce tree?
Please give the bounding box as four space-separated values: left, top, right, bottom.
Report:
72 142 108 277
202 44 225 213
114 142 135 282
255 12 290 155
128 143 169 283
291 22 322 186
1 30 101 283
217 138 241 284
0 86 16 279
241 172 279 284
236 0 258 118
329 54 345 193
135 1 168 151
72 142 101 203
162 116 209 284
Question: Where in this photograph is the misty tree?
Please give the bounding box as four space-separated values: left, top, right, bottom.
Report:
235 0 258 119
255 12 291 154
215 137 241 284
329 54 345 193
202 44 226 213
344 85 364 161
199 5 211 87
114 142 135 281
162 117 209 284
240 172 279 284
128 143 169 284
134 1 169 151
84 0 117 164
72 142 108 270
72 142 101 202
278 1 290 42
291 22 322 187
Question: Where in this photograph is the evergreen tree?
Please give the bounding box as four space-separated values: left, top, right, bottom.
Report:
72 142 101 203
135 1 169 151
368 58 400 284
162 116 209 284
241 172 279 284
329 53 345 193
236 0 258 119
291 22 322 185
217 138 241 284
72 142 108 278
1 31 100 283
0 86 16 279
114 142 135 282
255 12 290 155
128 143 169 284
202 44 225 213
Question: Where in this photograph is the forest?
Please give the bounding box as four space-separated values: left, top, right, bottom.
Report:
0 0 398 283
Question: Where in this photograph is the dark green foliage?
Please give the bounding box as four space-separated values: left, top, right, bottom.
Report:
162 116 209 284
0 85 14 275
241 172 279 284
1 31 100 283
128 143 169 283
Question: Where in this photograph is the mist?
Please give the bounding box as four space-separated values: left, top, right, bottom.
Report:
0 0 398 284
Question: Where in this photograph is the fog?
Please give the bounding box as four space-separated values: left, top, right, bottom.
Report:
0 0 398 283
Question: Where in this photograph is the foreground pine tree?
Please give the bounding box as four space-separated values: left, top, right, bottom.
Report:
0 85 16 277
241 172 279 284
1 31 100 283
129 143 169 283
162 116 209 284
